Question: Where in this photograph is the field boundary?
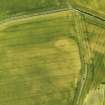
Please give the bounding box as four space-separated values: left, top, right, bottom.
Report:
0 6 105 31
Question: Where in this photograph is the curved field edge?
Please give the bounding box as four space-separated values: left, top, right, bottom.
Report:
0 11 81 105
0 9 69 31
68 0 105 21
0 0 68 21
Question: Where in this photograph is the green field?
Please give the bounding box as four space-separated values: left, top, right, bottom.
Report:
0 1 105 105
83 84 105 105
0 0 67 21
69 0 105 19
0 10 82 105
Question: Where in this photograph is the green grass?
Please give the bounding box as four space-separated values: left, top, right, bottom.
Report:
0 1 105 105
71 11 105 105
0 0 67 21
83 84 105 105
0 10 81 105
68 0 105 18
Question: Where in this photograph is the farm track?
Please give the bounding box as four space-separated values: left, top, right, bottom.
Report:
0 8 69 31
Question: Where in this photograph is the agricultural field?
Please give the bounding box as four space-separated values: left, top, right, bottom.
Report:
69 0 105 18
72 13 105 105
0 0 67 21
0 0 105 105
0 10 82 105
83 84 105 105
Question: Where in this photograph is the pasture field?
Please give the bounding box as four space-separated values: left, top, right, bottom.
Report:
72 11 105 105
68 0 105 19
0 10 82 105
83 84 105 105
0 1 105 105
0 0 67 21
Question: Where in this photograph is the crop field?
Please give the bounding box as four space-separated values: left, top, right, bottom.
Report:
0 0 67 21
83 84 105 105
69 0 105 18
74 12 105 105
0 1 105 105
0 10 82 105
